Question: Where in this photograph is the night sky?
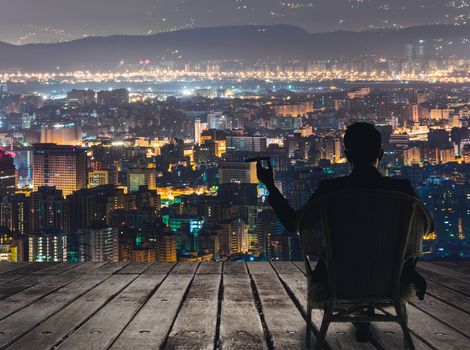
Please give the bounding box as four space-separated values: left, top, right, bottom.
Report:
1 0 469 44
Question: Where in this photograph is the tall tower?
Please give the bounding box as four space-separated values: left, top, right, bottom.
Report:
0 150 16 198
156 230 177 262
194 119 207 145
33 144 87 196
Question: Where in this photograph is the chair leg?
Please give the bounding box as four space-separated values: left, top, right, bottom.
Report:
315 303 333 350
306 303 313 349
395 301 415 350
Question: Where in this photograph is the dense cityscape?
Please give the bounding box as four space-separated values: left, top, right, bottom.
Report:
0 76 468 263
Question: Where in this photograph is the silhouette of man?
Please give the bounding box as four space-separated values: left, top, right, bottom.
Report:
257 122 430 342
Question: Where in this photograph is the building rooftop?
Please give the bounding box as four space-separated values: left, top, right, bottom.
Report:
0 261 467 349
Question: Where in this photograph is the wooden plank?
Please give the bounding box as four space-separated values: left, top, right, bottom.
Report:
370 322 432 350
0 264 101 320
245 261 274 274
110 265 198 349
219 267 267 350
418 262 470 284
5 262 57 275
67 262 108 274
89 262 131 275
417 268 470 297
0 274 54 301
168 262 200 275
197 261 222 274
432 261 470 275
117 262 153 274
222 262 247 274
55 274 168 350
0 274 109 348
270 261 375 350
143 262 175 274
32 262 82 275
164 273 221 349
247 262 306 349
406 304 470 349
425 280 470 314
0 274 27 287
409 295 470 336
0 263 31 274
8 274 137 350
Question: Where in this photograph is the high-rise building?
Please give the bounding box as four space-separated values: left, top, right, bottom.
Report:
411 104 419 122
97 89 129 105
440 147 456 164
156 231 177 262
274 102 314 117
130 248 156 262
66 89 96 105
218 161 257 184
33 144 87 196
27 233 68 262
1 194 30 234
88 168 118 188
40 123 82 145
200 129 226 157
13 147 32 188
226 135 267 153
30 186 70 233
216 219 249 256
404 147 423 166
76 226 119 262
0 150 16 198
127 168 157 193
194 119 207 145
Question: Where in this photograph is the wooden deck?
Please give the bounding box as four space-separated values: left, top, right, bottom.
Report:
0 261 468 350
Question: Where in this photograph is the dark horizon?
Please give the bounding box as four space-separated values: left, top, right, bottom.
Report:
1 0 469 44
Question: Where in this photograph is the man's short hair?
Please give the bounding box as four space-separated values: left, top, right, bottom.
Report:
344 122 382 165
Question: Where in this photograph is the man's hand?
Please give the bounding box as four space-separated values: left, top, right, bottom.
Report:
256 160 275 189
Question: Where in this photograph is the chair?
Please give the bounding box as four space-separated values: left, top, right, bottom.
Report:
295 190 433 350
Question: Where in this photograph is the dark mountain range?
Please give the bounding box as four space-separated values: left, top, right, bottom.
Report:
0 24 468 71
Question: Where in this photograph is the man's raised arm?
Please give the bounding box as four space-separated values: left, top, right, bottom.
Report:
256 161 297 232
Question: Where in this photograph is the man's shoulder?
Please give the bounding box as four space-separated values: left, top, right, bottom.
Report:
315 177 350 194
381 177 417 196
315 175 416 197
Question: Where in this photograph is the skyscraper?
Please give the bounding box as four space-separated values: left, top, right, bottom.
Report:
194 118 207 145
218 161 257 184
156 230 177 262
76 226 119 262
32 144 87 196
0 150 16 198
126 168 157 193
30 186 70 233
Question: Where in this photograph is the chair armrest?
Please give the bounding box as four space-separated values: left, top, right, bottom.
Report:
418 249 432 255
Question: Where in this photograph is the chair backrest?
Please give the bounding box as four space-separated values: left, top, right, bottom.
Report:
296 190 432 301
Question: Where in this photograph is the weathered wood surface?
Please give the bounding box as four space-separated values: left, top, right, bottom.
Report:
164 273 221 349
56 274 168 350
0 261 467 350
8 274 137 350
110 263 198 349
247 262 307 349
219 267 267 350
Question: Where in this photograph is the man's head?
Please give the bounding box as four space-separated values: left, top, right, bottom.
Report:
344 122 383 167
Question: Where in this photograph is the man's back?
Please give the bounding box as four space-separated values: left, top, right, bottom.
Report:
313 166 417 198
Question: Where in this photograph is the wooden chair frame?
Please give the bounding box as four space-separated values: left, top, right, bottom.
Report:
295 190 433 350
